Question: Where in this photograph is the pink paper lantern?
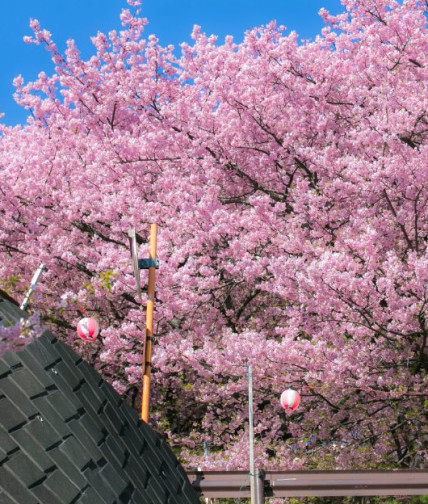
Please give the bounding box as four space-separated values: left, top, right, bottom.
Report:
77 317 99 342
280 388 300 412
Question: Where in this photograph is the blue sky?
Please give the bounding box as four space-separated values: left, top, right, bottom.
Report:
0 0 342 125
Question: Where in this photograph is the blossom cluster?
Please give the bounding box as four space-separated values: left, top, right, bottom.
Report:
0 313 45 357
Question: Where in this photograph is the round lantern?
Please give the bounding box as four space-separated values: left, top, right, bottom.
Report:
77 317 99 342
280 388 300 413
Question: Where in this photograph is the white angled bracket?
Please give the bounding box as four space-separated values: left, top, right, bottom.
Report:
128 229 142 301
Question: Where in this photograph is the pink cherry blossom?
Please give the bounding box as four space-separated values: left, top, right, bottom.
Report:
0 0 427 470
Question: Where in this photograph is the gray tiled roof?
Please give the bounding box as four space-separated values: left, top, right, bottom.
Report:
0 293 27 328
0 294 199 504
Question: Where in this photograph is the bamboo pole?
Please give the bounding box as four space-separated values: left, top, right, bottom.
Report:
141 223 158 422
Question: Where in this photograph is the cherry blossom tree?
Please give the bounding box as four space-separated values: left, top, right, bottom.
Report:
0 0 427 470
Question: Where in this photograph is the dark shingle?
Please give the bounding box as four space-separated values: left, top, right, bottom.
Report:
0 293 200 504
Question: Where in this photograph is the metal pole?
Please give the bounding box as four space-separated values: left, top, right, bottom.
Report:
141 223 158 422
255 469 265 504
20 264 45 311
248 365 256 504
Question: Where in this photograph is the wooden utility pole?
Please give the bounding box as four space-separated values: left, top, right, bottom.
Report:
141 223 158 422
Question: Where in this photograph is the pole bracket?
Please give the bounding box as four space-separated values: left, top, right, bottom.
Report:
138 259 159 270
